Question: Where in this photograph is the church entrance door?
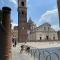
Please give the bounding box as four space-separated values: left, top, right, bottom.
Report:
40 37 42 40
46 36 49 40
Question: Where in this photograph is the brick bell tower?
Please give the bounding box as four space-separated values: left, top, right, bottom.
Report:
18 0 27 42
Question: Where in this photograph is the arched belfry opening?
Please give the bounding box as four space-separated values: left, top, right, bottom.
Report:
21 1 24 6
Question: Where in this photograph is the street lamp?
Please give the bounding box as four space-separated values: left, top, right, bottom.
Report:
57 0 60 28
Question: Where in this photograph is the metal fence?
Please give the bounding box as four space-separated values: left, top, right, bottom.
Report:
29 47 60 60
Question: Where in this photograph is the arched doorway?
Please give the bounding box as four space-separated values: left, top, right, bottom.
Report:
46 36 49 40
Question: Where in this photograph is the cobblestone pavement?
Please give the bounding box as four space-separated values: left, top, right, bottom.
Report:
12 44 35 60
12 43 60 60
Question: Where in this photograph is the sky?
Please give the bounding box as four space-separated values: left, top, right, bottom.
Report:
0 0 59 31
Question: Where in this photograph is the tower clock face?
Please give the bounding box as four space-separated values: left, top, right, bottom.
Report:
21 27 24 32
18 0 25 7
22 27 24 29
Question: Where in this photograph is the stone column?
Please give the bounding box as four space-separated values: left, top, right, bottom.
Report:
2 7 11 60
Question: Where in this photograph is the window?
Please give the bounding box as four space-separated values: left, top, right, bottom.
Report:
21 1 24 6
44 27 49 31
22 11 24 15
40 37 42 40
53 36 55 40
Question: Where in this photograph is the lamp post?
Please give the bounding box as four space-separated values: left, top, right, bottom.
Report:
57 0 60 28
57 0 60 40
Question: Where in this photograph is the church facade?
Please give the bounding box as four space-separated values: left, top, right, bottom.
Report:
28 23 58 41
14 0 60 43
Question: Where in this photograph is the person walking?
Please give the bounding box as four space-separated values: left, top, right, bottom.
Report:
20 45 24 53
26 46 30 54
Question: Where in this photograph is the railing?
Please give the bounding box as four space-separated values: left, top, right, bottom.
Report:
29 47 60 60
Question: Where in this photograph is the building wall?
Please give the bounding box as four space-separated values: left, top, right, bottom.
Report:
35 31 58 40
28 23 58 41
12 29 18 43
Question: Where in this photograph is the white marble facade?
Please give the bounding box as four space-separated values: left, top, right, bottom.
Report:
28 23 58 41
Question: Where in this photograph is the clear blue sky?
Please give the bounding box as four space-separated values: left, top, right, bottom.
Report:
0 0 59 30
